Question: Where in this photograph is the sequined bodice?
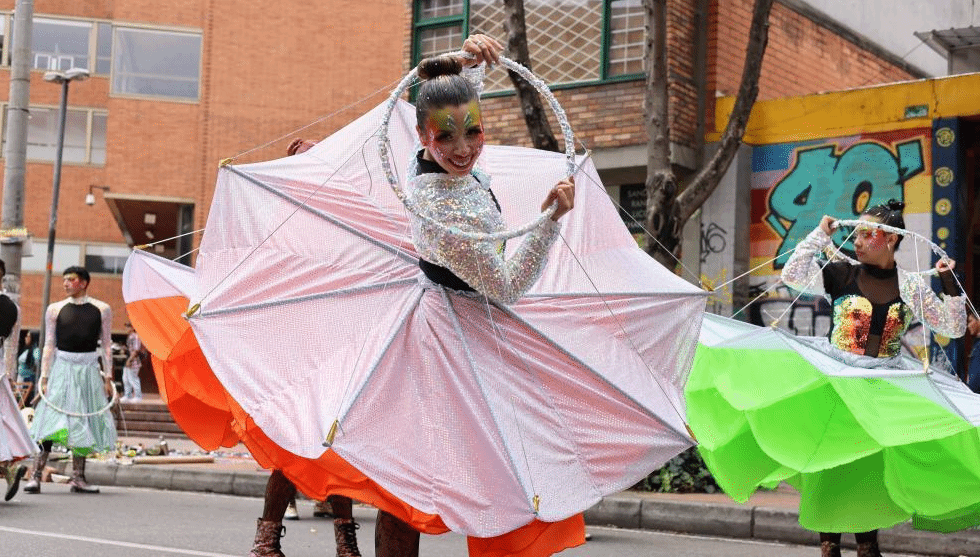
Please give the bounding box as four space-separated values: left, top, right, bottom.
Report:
780 227 967 357
405 163 559 305
830 296 910 358
410 172 506 249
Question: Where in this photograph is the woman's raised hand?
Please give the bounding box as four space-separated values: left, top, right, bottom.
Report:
936 258 956 273
542 178 575 222
819 215 836 235
461 34 503 67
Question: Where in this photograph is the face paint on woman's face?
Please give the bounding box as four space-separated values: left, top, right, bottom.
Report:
419 101 484 176
853 215 894 264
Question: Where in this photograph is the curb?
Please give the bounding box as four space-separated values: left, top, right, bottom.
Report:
583 497 980 556
54 460 980 556
52 459 272 499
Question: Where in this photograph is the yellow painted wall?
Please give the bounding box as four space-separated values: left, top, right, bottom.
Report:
710 72 980 145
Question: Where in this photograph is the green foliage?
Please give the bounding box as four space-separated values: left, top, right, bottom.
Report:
635 447 719 493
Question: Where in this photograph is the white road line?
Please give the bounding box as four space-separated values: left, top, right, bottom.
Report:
0 526 239 556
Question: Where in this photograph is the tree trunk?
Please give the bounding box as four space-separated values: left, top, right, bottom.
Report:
502 0 560 152
643 0 679 268
644 0 775 268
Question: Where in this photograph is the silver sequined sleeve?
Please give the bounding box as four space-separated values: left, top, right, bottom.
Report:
407 172 559 305
458 219 559 304
780 227 831 295
898 269 967 339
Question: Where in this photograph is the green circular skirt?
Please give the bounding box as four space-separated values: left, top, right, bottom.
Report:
30 353 117 456
686 314 980 533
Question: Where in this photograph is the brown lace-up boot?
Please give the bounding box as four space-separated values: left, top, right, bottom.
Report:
248 518 286 557
820 541 842 557
375 511 419 557
856 541 883 557
333 517 361 557
22 450 49 494
68 455 100 493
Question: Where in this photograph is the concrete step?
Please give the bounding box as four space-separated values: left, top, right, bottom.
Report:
114 399 188 439
117 421 187 435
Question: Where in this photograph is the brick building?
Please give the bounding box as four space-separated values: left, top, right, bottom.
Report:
0 0 918 387
0 0 410 339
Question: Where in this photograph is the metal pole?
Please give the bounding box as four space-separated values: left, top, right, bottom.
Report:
37 79 70 354
0 0 34 365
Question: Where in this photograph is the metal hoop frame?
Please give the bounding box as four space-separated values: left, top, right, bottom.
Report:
833 219 950 276
37 371 118 418
377 52 577 242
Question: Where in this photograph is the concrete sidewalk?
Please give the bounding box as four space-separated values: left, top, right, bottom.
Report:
38 435 980 557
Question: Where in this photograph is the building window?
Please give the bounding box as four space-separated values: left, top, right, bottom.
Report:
32 17 92 71
20 242 81 274
0 14 203 99
95 22 112 75
112 27 202 100
19 243 128 275
90 113 107 165
608 0 645 76
413 0 644 93
420 0 465 19
84 244 130 275
414 0 466 65
0 14 8 67
0 104 108 165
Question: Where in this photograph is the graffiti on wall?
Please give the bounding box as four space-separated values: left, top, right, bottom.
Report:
764 139 925 268
750 130 932 281
700 221 728 264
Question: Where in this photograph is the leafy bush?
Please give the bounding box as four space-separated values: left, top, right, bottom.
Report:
634 447 719 493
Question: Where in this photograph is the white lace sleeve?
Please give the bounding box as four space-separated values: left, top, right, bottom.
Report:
780 227 832 295
40 302 60 379
898 269 967 339
96 299 113 376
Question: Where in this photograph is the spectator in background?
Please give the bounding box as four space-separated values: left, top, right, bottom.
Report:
16 330 40 406
122 322 143 402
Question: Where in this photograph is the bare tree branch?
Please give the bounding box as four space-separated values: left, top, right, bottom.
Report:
677 0 774 222
503 0 560 152
644 0 774 267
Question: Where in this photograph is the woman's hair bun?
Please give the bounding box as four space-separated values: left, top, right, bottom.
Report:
417 55 463 81
886 199 905 212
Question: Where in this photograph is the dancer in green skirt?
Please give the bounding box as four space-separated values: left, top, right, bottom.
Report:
779 200 965 556
24 266 116 494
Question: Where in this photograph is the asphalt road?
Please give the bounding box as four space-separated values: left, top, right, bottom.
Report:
1 484 929 556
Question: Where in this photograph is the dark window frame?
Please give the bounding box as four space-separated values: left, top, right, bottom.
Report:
410 0 644 99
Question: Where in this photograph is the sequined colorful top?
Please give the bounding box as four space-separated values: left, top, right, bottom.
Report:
406 154 559 305
781 227 966 358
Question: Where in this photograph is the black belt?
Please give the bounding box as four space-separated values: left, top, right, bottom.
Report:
419 259 475 292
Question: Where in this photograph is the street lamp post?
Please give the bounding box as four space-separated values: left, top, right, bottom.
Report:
37 67 89 353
